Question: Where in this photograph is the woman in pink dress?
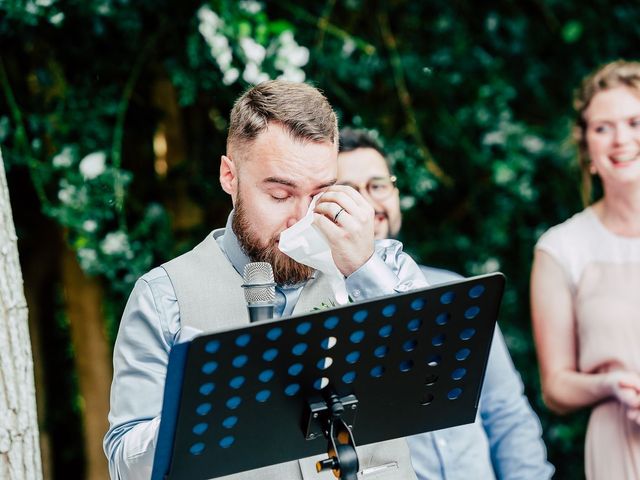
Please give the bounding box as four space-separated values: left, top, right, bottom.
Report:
531 60 640 479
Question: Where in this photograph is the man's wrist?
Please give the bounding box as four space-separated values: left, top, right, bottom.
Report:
345 253 398 300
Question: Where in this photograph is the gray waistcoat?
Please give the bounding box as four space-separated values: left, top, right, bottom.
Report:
162 230 417 480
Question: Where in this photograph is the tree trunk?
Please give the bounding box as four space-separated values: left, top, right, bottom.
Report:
61 247 111 480
0 148 43 479
151 74 204 232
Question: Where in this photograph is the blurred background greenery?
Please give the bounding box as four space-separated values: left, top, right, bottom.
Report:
2 0 638 478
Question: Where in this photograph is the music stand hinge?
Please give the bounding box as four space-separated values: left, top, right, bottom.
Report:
304 394 358 441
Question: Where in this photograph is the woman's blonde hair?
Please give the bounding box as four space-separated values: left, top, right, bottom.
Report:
574 60 640 205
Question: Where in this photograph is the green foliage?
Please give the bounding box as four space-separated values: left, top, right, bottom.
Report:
3 0 640 477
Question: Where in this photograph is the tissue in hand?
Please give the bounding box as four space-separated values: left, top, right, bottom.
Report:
278 195 349 305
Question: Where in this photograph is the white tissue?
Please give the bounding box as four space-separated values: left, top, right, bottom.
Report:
278 195 349 305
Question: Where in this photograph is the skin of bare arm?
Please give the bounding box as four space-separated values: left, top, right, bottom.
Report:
530 249 640 420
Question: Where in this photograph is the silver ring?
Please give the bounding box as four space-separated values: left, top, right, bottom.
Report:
333 207 345 223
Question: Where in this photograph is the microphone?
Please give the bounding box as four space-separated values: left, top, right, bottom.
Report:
242 262 277 322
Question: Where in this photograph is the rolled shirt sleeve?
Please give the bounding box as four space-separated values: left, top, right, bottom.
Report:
480 328 554 479
345 239 428 301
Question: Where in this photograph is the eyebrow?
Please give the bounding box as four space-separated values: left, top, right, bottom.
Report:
589 114 640 123
263 176 337 190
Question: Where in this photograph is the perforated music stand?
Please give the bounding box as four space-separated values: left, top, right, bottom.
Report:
151 273 505 480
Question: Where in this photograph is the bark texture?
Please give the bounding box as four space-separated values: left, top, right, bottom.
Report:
0 149 43 479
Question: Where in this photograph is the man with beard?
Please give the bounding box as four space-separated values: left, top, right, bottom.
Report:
105 82 427 479
337 127 554 480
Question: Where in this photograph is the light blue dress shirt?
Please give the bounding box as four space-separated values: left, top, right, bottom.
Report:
104 213 553 479
104 213 427 479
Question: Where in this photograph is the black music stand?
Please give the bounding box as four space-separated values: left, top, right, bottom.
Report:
151 273 505 480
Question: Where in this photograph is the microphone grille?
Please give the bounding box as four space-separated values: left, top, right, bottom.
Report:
243 262 276 304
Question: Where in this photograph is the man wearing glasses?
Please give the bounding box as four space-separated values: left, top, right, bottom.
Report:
337 128 554 480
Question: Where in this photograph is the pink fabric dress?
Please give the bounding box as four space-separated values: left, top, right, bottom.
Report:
537 207 640 479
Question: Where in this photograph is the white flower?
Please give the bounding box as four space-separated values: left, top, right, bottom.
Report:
83 220 98 232
49 12 64 25
25 1 38 14
197 5 222 31
274 55 289 72
274 35 309 79
486 14 499 32
483 131 506 146
518 180 535 200
416 177 436 193
36 0 53 6
58 181 76 204
240 37 266 64
522 135 544 154
287 45 309 68
78 248 98 271
79 151 106 180
342 39 356 57
97 2 110 15
223 68 240 85
146 203 164 218
494 164 515 185
210 34 229 55
400 196 416 210
469 257 501 275
199 23 216 41
52 146 73 168
278 68 305 83
101 231 129 255
239 1 262 14
216 49 232 70
276 40 309 69
242 62 262 84
480 257 500 273
279 31 295 46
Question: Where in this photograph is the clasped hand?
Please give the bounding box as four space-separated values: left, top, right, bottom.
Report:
608 370 640 425
312 185 375 277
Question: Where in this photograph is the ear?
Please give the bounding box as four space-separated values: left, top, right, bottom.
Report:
220 155 238 204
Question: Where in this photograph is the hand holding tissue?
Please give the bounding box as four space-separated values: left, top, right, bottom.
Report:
278 194 358 305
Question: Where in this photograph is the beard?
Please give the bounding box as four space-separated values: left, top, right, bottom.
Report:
232 194 314 285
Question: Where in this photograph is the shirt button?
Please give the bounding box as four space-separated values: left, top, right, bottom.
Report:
437 438 447 448
352 289 361 297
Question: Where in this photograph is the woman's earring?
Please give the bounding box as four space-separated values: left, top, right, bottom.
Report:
589 164 597 175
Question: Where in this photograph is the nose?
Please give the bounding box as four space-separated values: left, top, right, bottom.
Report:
286 197 312 228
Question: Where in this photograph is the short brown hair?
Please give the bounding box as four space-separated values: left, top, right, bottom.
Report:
227 80 338 154
574 60 640 205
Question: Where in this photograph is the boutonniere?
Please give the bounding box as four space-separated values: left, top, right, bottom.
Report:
312 299 337 311
312 296 354 311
